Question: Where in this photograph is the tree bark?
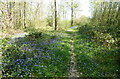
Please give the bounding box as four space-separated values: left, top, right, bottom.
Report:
71 0 73 26
19 2 21 27
54 0 57 30
23 2 26 28
101 2 106 25
7 1 12 28
116 2 120 26
107 2 112 25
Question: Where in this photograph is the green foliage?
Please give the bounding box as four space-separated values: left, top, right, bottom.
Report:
74 16 90 26
58 20 71 30
90 0 120 48
46 16 53 27
27 32 42 39
1 0 120 78
76 26 119 77
2 31 71 77
78 24 119 48
77 2 120 76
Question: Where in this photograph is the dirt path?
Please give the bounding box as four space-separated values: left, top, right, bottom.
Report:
68 30 79 77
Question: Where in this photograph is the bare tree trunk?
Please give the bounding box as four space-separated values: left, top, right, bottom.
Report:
116 2 120 26
117 4 120 26
71 0 73 26
54 0 57 30
100 2 103 25
112 2 118 25
107 2 112 25
19 2 21 28
101 2 106 25
23 2 26 28
7 1 12 28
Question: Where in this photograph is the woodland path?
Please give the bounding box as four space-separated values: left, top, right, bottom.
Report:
68 29 79 77
65 26 79 77
1 26 80 77
1 25 119 77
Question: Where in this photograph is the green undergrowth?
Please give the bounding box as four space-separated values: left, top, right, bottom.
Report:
2 30 71 77
74 26 119 77
1 26 119 78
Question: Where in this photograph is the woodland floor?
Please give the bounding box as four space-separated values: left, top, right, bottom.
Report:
1 26 119 78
